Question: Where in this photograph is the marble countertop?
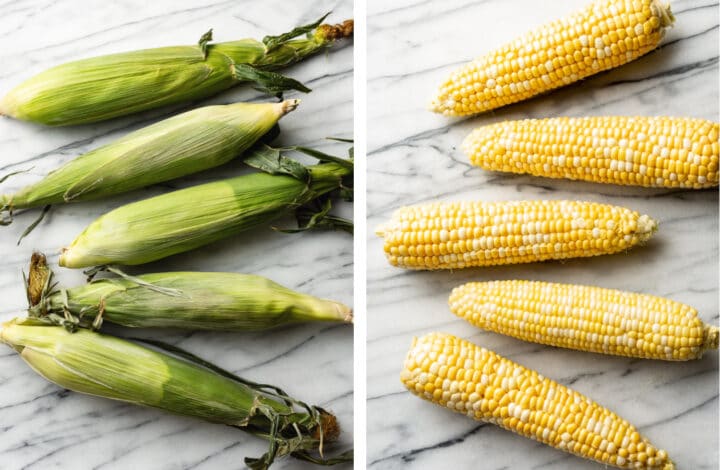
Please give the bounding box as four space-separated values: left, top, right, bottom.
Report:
367 0 718 469
0 1 353 469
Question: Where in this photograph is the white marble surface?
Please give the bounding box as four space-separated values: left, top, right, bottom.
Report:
367 0 718 469
0 1 353 469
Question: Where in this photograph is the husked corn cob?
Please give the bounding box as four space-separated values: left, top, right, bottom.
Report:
377 200 656 270
28 253 352 330
1 318 349 468
1 101 296 218
431 0 674 116
463 116 719 189
1 17 353 126
401 332 674 469
450 280 719 360
59 159 351 268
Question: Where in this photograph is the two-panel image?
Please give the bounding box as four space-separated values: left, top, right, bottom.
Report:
0 0 716 469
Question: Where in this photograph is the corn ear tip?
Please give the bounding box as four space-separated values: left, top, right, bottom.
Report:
0 92 17 119
637 214 658 242
315 19 354 42
427 88 457 115
654 0 675 27
0 317 24 347
341 19 354 37
400 336 420 383
460 131 476 156
427 98 442 113
27 252 50 307
704 325 719 351
325 300 353 323
0 195 12 222
448 284 464 306
57 247 70 267
281 99 301 115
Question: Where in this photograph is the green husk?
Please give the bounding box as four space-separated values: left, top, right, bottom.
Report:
0 16 353 126
0 318 351 469
27 253 352 330
59 151 352 268
0 100 297 219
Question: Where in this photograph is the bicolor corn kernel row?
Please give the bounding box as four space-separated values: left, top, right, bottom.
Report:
401 333 674 469
376 200 656 270
462 116 719 189
449 280 719 360
430 0 674 116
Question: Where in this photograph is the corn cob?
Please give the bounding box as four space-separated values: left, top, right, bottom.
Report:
430 0 674 116
450 280 719 361
27 253 352 330
59 155 352 268
401 332 674 469
463 116 720 188
1 101 296 219
377 200 656 270
1 16 353 126
1 318 350 469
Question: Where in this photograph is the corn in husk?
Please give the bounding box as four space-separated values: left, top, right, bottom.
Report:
27 253 352 330
59 148 352 268
0 16 353 126
1 101 296 220
0 318 351 469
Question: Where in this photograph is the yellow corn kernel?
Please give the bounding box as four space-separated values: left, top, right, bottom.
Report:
430 0 675 116
376 200 656 270
463 116 719 189
450 280 719 360
401 333 675 469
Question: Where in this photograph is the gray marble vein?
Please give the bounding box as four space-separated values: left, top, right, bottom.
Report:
367 0 718 469
0 1 353 469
